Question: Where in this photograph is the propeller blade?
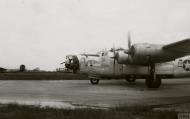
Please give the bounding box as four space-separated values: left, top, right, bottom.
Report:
113 44 116 76
113 44 116 65
124 31 134 55
128 31 131 49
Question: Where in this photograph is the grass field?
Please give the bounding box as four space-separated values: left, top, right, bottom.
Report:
0 104 178 119
0 72 88 80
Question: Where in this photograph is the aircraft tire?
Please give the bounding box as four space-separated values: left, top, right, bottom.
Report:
145 76 161 88
126 78 136 82
90 78 99 85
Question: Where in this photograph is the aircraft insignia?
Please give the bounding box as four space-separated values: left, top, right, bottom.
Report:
183 59 190 71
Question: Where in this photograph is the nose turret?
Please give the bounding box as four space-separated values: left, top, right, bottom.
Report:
65 55 79 73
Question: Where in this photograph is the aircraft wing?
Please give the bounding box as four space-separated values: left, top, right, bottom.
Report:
81 53 99 57
163 38 190 53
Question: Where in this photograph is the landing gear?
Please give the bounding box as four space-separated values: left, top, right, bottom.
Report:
145 63 162 88
90 78 99 85
126 77 136 82
146 76 161 88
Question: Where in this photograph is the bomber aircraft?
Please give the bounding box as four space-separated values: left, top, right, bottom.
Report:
64 36 190 88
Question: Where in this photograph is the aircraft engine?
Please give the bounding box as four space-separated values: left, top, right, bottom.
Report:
129 44 156 64
116 44 172 65
116 51 131 64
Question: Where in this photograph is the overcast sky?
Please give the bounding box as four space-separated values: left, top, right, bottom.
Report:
0 0 190 70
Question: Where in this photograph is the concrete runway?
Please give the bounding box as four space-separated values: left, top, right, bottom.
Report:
0 79 190 110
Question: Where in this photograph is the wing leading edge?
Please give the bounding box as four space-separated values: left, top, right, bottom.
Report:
163 38 190 53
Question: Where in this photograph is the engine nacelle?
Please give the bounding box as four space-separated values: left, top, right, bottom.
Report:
131 44 163 64
116 51 132 64
116 44 175 65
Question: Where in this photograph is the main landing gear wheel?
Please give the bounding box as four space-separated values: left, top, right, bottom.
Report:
145 76 162 88
90 78 99 85
146 63 162 88
126 78 136 82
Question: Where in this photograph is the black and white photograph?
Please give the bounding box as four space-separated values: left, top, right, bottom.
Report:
0 0 190 119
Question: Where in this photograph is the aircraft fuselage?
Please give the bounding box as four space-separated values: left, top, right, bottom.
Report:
77 53 190 79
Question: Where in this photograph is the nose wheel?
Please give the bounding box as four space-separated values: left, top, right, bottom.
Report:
90 78 99 85
146 63 162 88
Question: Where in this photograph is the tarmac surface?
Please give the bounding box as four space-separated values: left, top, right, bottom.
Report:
0 79 190 111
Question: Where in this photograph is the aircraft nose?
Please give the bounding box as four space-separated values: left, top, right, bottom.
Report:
65 55 79 73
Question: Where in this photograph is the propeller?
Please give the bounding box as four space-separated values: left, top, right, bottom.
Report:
110 32 133 63
112 44 116 76
124 31 133 54
113 44 116 65
111 44 124 75
128 31 131 49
